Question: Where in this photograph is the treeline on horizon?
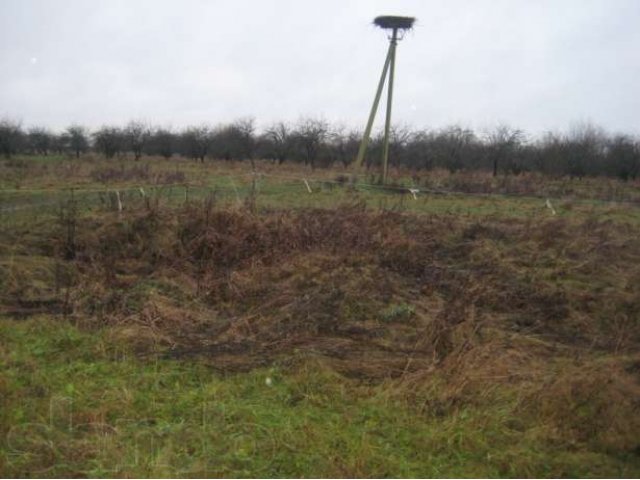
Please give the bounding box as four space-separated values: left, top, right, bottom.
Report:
1 117 639 180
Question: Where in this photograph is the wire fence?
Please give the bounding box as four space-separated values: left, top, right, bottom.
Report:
1 170 639 217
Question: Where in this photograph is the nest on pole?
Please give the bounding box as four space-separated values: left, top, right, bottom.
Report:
373 15 415 30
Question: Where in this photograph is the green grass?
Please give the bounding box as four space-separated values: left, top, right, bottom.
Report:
4 176 640 231
2 155 640 226
2 156 640 477
1 317 638 478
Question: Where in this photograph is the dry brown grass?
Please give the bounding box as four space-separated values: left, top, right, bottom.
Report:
3 196 640 461
3 200 639 370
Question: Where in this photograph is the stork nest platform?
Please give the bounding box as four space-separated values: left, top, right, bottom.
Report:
373 15 416 30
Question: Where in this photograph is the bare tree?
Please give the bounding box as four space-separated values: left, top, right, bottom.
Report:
93 126 123 159
607 135 640 181
432 126 476 173
536 133 564 176
326 126 361 168
0 119 24 158
293 118 329 170
27 126 53 156
66 125 89 158
262 121 293 165
565 123 607 178
388 124 413 168
486 125 524 176
181 125 210 162
404 129 435 170
51 133 69 155
207 118 256 169
149 127 175 159
235 118 256 159
125 121 151 161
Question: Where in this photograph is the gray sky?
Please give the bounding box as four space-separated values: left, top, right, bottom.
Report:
1 0 639 135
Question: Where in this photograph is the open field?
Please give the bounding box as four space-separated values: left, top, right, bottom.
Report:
2 155 640 477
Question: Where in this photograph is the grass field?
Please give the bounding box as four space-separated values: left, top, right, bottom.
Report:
1 155 640 477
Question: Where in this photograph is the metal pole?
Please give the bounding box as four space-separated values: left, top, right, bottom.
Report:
382 28 398 184
354 42 394 170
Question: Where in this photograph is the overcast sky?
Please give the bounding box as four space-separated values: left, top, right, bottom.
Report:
1 0 639 135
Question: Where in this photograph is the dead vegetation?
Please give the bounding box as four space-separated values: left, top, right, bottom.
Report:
2 200 639 363
2 198 640 458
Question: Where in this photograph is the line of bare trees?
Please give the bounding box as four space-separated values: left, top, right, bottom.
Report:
1 117 639 180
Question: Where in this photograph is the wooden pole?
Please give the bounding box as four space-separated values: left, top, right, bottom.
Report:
354 42 394 170
382 28 398 184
